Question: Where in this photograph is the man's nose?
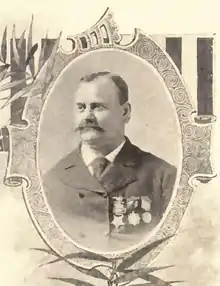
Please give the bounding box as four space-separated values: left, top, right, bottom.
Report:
84 110 96 123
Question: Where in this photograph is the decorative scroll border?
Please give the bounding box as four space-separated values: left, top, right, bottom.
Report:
4 9 216 267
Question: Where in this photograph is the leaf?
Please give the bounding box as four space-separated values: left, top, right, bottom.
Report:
117 235 174 271
32 32 62 99
12 25 20 66
127 284 151 286
0 71 31 83
0 64 10 73
26 43 38 76
123 265 174 273
0 78 28 92
0 70 7 82
42 251 109 267
26 15 36 77
0 95 10 100
3 71 17 79
0 90 38 101
28 32 61 99
26 43 38 66
17 29 26 50
0 64 10 81
44 31 62 85
0 83 33 109
23 87 41 97
121 265 174 275
26 43 38 65
31 247 108 280
141 274 173 286
38 33 48 71
50 277 96 286
167 281 185 284
1 26 7 63
27 15 33 54
113 269 144 284
30 247 59 256
63 260 108 280
68 251 109 262
113 266 174 284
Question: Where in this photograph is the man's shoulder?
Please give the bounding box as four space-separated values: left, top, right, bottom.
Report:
43 149 78 180
130 142 177 172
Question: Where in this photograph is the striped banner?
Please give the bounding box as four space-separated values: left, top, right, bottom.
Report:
165 36 214 120
0 34 215 152
166 37 182 74
10 38 27 126
197 38 213 116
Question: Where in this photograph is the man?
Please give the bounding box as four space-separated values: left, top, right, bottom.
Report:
43 71 177 251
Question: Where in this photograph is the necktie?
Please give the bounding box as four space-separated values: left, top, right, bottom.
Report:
89 156 110 179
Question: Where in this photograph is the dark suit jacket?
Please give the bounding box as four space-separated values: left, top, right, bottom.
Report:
43 138 177 250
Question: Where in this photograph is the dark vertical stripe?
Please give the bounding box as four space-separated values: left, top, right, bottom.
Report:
197 38 213 115
1 127 9 151
10 39 27 126
166 37 182 73
0 129 3 152
41 38 56 62
0 38 56 153
0 127 9 152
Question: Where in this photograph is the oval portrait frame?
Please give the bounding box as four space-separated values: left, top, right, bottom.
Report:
4 9 214 267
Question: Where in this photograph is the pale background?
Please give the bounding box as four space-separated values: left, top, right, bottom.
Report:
0 1 219 286
38 49 180 174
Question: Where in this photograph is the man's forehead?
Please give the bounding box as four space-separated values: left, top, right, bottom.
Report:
74 76 119 102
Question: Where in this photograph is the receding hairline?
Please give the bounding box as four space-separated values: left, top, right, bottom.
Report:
78 71 129 105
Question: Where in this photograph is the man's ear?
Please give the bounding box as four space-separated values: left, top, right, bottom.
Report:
122 102 131 123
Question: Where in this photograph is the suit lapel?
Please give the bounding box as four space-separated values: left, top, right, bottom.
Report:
60 149 107 195
60 138 140 194
98 162 137 193
98 138 140 193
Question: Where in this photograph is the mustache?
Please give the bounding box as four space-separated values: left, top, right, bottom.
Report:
75 122 105 132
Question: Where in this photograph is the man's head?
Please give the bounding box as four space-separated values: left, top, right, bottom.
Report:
73 71 131 151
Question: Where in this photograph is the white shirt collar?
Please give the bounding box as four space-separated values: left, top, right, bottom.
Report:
106 140 126 162
81 140 126 166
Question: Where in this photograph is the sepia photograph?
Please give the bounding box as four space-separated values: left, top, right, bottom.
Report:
39 49 180 252
0 2 218 285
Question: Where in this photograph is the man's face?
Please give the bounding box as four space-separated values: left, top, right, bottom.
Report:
73 76 129 145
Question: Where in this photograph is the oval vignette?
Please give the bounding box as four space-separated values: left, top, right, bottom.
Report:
38 49 181 253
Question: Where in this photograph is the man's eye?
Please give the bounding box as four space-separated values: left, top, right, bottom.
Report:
77 104 86 111
95 105 103 110
92 103 105 110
